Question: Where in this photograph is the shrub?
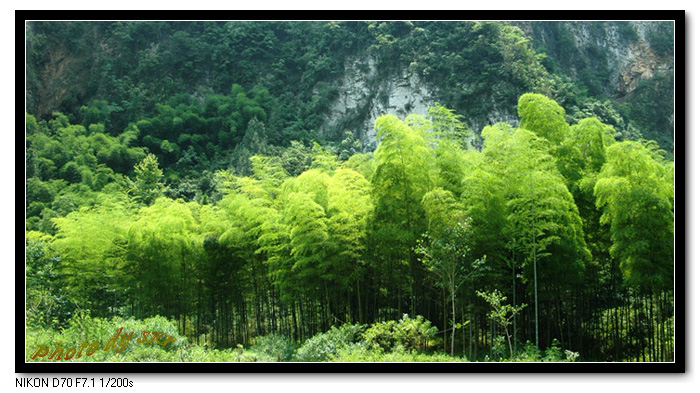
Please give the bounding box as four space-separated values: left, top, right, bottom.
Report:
27 311 186 362
296 323 365 362
512 340 541 362
331 343 466 362
362 320 396 351
331 343 383 362
362 314 438 352
509 339 579 362
543 339 579 362
251 333 296 362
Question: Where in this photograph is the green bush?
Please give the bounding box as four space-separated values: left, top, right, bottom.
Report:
362 314 438 352
296 323 365 362
331 343 464 362
542 339 579 362
27 312 264 362
361 320 395 351
512 340 540 362
251 333 296 362
27 311 186 362
507 339 580 362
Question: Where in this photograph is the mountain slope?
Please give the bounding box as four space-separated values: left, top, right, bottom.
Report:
26 20 674 152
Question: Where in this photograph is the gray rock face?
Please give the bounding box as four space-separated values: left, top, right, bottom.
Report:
322 56 438 150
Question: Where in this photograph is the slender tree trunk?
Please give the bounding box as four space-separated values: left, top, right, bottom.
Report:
512 245 517 357
469 302 473 360
528 173 539 350
462 305 466 357
651 293 656 362
270 286 277 334
556 292 564 351
475 312 479 360
627 289 634 361
660 291 665 362
534 242 539 350
443 287 447 353
632 291 639 362
450 284 456 357
397 286 401 320
356 279 362 324
505 325 513 360
489 319 493 359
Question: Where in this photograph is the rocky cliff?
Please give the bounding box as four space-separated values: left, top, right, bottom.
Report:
321 56 438 150
318 21 674 148
521 21 674 96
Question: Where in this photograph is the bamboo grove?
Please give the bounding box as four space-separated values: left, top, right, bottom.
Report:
26 93 675 362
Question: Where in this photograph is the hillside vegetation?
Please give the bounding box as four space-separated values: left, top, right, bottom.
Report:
25 21 675 363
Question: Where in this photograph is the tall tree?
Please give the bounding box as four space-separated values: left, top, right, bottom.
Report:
326 168 372 322
517 93 570 146
417 188 486 356
463 123 589 348
127 154 165 206
127 197 202 327
370 114 433 318
594 141 674 292
52 196 136 316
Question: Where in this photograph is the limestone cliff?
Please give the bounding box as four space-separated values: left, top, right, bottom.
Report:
321 56 438 150
319 21 674 147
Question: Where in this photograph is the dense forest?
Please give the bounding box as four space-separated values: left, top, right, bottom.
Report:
25 21 675 363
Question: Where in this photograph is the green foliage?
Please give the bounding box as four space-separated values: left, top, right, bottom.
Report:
416 202 487 356
543 339 578 362
127 198 204 318
286 191 329 281
464 122 589 294
518 93 570 145
362 315 438 352
477 289 527 359
331 345 464 362
507 339 579 362
250 154 290 192
252 334 296 362
622 72 674 151
51 198 136 316
231 118 272 176
594 141 674 291
27 311 185 362
528 22 612 98
26 20 673 159
568 117 616 176
615 22 639 43
26 21 360 144
325 168 372 287
647 22 674 58
25 112 143 229
310 142 339 173
426 105 474 148
26 235 72 328
392 22 551 122
127 154 165 205
296 323 365 362
280 140 313 177
24 87 674 362
370 114 432 292
27 312 261 362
